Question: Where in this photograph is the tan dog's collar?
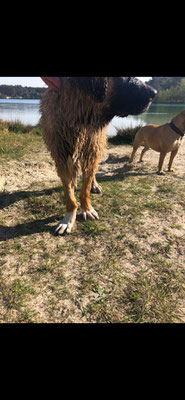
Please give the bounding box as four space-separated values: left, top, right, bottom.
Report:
169 121 184 137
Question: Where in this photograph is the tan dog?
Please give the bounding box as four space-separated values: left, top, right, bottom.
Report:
130 110 185 174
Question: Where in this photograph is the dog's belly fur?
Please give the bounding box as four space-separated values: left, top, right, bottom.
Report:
142 124 183 153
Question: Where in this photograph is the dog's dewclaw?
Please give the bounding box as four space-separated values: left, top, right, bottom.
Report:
82 208 99 221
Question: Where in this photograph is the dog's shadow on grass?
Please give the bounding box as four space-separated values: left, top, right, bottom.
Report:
101 154 130 165
0 215 60 242
0 186 63 241
98 154 157 182
0 186 62 210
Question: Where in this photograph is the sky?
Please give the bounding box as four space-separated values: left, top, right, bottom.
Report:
0 77 47 87
0 77 151 87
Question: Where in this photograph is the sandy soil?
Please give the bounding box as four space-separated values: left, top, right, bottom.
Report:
1 138 185 192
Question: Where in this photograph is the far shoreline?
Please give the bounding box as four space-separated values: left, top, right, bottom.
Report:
0 98 185 105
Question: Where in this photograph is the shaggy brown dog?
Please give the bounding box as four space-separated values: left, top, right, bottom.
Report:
130 109 185 174
40 77 156 234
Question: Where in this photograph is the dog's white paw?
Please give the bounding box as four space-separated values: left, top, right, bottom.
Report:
82 208 99 221
157 171 165 175
55 211 77 235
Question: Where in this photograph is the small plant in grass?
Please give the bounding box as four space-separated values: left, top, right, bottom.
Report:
0 118 43 135
0 278 35 310
8 120 33 134
108 124 143 146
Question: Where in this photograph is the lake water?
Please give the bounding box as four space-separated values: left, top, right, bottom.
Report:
0 99 185 136
0 99 40 126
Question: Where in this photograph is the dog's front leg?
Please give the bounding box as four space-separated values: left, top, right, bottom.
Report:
80 170 99 221
168 149 178 172
157 152 167 175
55 162 78 235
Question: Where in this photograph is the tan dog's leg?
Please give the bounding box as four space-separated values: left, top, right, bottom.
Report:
168 149 178 172
80 126 106 218
139 145 150 162
80 169 99 221
130 147 138 163
157 152 167 175
130 129 144 163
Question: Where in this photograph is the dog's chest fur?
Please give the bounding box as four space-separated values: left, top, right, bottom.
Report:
40 82 109 164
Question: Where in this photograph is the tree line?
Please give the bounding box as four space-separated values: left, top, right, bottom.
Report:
146 77 185 103
0 85 45 99
1 78 185 103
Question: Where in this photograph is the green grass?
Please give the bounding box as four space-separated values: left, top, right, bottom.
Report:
0 119 43 161
0 277 35 311
79 220 110 237
3 119 42 135
120 268 182 323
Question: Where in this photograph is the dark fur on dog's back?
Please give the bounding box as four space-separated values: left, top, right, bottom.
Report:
40 77 156 234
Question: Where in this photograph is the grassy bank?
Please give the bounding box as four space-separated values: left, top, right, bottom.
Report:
107 125 143 146
0 120 42 162
0 119 42 135
0 120 141 161
0 120 185 323
0 119 141 156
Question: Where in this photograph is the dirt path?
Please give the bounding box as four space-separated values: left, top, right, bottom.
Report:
1 139 185 192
